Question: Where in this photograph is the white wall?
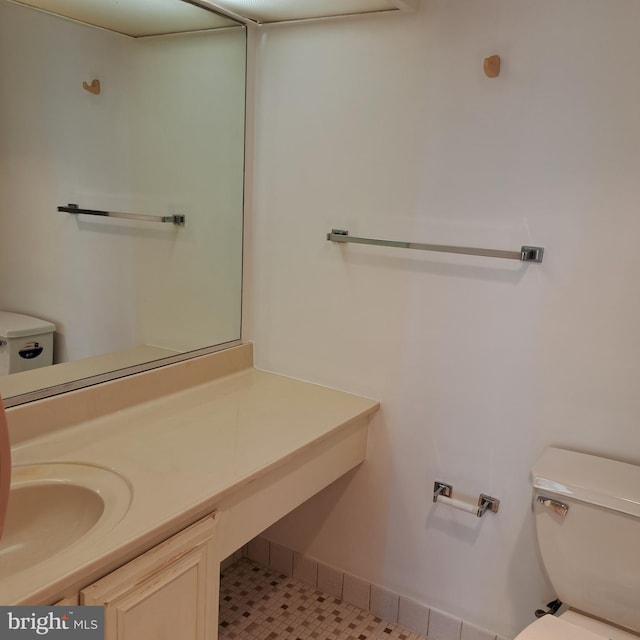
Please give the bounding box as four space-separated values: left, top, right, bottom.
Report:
0 2 245 363
248 1 640 637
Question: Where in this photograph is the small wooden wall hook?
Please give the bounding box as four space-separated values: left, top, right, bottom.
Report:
82 79 101 95
483 55 501 78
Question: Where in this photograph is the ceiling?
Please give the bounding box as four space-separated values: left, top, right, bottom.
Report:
11 0 238 37
205 0 418 25
10 0 418 36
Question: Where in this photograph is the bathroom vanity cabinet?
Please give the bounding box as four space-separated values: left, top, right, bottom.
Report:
81 515 218 640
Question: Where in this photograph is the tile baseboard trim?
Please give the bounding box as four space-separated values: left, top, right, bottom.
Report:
242 536 509 640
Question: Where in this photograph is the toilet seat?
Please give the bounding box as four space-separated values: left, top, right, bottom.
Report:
516 612 639 640
559 611 639 640
515 615 609 640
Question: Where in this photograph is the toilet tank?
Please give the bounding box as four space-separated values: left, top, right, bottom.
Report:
0 312 55 375
532 448 640 634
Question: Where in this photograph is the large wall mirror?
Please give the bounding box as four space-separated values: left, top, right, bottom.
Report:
0 0 246 407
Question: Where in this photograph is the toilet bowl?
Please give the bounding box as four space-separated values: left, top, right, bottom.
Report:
515 448 640 640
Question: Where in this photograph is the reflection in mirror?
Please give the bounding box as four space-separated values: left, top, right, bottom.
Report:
0 0 246 406
12 0 239 36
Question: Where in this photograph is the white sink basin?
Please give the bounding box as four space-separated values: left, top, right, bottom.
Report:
0 463 131 577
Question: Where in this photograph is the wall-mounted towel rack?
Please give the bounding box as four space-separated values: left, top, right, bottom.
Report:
327 229 543 263
433 481 500 518
58 204 185 226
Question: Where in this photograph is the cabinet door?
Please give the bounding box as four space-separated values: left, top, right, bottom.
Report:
81 514 218 640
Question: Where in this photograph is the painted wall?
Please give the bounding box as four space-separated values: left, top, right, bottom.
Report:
0 2 245 363
247 1 640 637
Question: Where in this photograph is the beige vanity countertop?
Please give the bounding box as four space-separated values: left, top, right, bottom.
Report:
2 356 379 605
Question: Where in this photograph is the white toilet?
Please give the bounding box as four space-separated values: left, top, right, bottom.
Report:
0 311 56 376
516 447 640 640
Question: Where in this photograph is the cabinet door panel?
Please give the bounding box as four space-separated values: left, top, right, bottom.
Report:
81 515 217 640
115 554 202 640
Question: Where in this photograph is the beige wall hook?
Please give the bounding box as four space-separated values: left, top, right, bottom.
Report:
483 55 501 78
83 79 101 95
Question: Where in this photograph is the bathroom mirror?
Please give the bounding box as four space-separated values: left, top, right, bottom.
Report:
0 0 246 406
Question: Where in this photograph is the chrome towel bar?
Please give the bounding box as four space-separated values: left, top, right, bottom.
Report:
327 229 543 263
433 481 500 518
58 204 185 226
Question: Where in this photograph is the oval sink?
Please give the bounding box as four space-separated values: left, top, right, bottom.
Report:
0 463 131 577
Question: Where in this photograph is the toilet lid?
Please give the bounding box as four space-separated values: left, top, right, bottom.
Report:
0 312 55 338
516 615 610 640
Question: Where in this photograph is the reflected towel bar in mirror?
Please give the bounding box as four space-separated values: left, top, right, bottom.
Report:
58 204 185 226
327 229 544 262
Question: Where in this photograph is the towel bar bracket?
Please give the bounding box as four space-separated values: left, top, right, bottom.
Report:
521 246 544 263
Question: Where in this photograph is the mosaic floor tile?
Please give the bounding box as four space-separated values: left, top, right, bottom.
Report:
219 558 426 640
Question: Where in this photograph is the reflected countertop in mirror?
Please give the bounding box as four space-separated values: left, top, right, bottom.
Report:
0 0 246 406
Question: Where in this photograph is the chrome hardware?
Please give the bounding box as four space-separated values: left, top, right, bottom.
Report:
59 204 185 226
433 482 500 517
537 495 569 518
535 599 563 618
433 481 453 502
477 494 500 517
327 229 544 263
521 246 544 262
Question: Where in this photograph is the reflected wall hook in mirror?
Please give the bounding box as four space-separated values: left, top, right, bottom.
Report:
83 79 101 95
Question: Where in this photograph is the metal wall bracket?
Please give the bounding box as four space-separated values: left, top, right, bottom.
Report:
521 246 544 263
433 481 453 502
478 494 500 517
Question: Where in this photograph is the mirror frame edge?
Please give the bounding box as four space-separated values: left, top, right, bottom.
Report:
2 339 244 408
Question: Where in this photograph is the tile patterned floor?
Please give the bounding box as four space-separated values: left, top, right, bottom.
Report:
219 558 426 640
